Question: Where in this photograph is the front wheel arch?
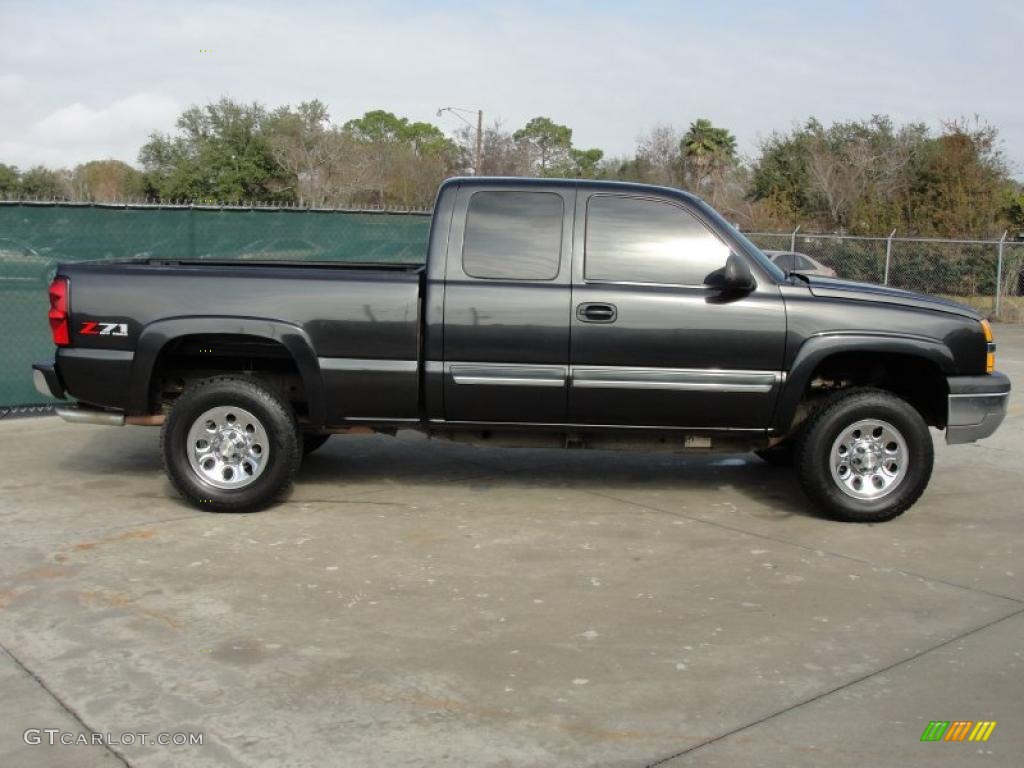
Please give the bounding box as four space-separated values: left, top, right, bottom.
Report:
774 336 954 434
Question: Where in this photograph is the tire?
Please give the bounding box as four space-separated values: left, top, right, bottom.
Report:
161 376 301 512
302 433 331 456
755 442 795 467
795 387 933 523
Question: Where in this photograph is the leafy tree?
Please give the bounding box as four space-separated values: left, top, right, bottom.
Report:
749 115 1011 236
513 117 573 175
139 98 290 203
0 163 19 198
908 119 1011 237
342 110 459 207
19 166 68 199
750 123 815 214
1005 190 1024 234
571 148 605 179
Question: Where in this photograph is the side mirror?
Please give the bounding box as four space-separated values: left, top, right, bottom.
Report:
705 253 756 293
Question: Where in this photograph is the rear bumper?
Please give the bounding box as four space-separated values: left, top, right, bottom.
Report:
946 372 1011 444
33 349 134 411
32 361 65 399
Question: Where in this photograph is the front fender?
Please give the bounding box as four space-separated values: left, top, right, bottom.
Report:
771 332 956 433
128 316 326 426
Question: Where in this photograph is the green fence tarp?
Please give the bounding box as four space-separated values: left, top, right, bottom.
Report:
0 203 430 407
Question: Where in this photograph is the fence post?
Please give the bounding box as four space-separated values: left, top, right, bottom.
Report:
883 229 896 286
995 230 1007 319
790 225 800 252
188 203 196 259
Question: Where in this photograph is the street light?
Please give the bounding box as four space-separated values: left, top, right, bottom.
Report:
437 106 483 175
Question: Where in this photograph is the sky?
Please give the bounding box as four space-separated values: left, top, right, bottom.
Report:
1 0 1022 174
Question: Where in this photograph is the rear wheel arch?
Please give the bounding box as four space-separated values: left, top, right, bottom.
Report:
129 318 326 426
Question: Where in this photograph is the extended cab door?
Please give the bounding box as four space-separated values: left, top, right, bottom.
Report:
568 191 786 430
441 183 575 423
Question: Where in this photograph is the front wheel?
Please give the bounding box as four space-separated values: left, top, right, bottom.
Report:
161 376 301 512
796 388 933 523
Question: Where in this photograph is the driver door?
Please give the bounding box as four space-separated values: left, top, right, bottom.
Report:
568 192 786 430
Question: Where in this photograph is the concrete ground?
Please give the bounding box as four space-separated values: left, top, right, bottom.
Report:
1 326 1022 768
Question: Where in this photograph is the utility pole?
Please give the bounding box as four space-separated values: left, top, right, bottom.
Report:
437 106 484 175
475 109 483 177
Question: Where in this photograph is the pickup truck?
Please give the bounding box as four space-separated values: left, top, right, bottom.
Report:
32 177 1010 522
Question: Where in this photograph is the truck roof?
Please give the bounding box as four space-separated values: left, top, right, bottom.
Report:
440 176 704 206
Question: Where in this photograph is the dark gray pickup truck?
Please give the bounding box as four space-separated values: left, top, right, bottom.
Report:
33 178 1010 521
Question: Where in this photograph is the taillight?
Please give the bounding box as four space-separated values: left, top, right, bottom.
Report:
48 277 69 346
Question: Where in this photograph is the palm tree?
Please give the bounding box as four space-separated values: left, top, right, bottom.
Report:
681 119 737 191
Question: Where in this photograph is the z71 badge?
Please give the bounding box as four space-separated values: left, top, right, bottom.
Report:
79 321 129 337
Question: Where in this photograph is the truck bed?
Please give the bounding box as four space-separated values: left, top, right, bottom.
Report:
55 259 424 422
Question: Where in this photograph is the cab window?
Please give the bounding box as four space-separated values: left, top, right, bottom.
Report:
585 195 730 285
462 191 563 280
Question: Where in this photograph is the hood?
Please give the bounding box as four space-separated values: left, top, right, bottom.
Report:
801 275 982 320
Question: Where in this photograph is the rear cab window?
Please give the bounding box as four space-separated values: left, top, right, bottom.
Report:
462 191 564 280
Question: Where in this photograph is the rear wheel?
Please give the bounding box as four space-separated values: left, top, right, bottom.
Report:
161 376 301 512
795 388 933 523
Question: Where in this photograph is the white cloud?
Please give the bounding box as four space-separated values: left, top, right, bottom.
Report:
34 93 179 144
1 93 180 168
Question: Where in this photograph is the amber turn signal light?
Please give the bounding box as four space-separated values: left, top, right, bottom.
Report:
981 319 995 373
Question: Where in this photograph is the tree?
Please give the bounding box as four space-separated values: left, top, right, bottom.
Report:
681 118 737 192
70 159 144 201
631 124 683 187
264 100 350 207
454 120 531 176
571 148 605 179
139 98 289 203
749 115 1011 236
19 166 69 199
513 117 573 175
342 110 460 207
908 119 1012 237
0 163 18 198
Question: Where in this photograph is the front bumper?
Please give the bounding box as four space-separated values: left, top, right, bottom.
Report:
32 361 66 400
946 372 1011 444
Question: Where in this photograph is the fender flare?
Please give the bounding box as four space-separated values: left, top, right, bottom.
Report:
771 332 955 433
127 316 326 426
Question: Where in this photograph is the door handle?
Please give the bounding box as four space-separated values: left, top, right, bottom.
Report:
576 302 617 323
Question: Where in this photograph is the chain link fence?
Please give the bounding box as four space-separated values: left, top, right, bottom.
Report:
745 230 1024 321
0 201 431 408
2 201 1022 409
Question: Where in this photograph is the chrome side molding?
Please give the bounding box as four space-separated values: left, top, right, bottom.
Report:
450 364 568 387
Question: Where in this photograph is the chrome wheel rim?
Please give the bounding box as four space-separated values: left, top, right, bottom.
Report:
186 406 269 490
829 419 907 501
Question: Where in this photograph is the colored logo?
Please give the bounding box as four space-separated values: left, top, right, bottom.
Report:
920 721 997 742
